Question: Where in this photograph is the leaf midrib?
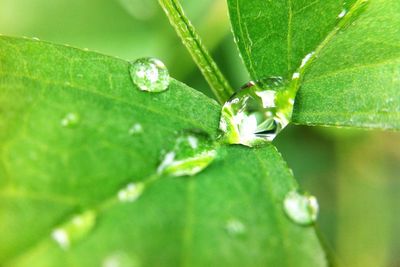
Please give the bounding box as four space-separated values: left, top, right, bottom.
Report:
292 0 369 89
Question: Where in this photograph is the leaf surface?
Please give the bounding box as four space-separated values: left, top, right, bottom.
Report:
227 0 400 129
0 36 326 266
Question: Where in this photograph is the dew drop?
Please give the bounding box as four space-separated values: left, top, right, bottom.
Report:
103 251 138 267
337 9 347 18
117 182 145 203
129 57 170 92
219 77 293 147
157 131 217 177
292 72 300 79
61 112 80 128
51 228 70 250
225 219 246 236
300 52 315 68
283 190 319 225
128 123 143 135
51 210 96 249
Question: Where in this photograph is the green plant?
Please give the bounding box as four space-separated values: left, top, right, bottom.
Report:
0 0 398 266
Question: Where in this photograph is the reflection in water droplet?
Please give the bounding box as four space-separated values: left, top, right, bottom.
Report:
283 190 319 225
157 132 217 177
61 112 80 128
118 182 145 203
51 210 96 249
129 57 170 92
128 123 143 135
219 77 293 147
225 219 246 235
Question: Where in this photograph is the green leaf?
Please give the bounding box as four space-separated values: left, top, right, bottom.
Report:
227 0 400 129
0 36 326 266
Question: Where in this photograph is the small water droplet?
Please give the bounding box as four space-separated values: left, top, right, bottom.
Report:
51 210 96 249
157 131 217 177
292 72 300 79
225 219 246 236
118 182 145 202
129 57 170 93
103 251 138 267
300 52 315 68
61 112 80 128
337 9 347 18
219 77 293 147
283 190 319 225
128 123 143 135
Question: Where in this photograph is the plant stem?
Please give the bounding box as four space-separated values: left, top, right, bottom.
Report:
158 0 234 104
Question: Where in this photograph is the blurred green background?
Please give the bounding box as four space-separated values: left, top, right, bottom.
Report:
1 0 399 266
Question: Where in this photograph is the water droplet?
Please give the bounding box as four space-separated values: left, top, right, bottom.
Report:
337 9 347 18
51 210 96 249
103 251 139 267
129 57 170 92
292 72 300 79
225 219 246 236
300 52 315 68
283 190 319 225
118 182 145 202
219 77 293 147
61 112 80 127
157 131 217 177
128 123 143 135
51 229 70 250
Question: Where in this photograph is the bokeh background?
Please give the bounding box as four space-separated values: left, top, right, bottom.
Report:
1 0 399 266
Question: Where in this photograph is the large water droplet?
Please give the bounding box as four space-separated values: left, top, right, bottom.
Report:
51 210 96 249
157 131 217 177
61 112 80 128
225 218 246 236
118 182 145 203
283 190 319 225
219 77 293 147
129 57 170 92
